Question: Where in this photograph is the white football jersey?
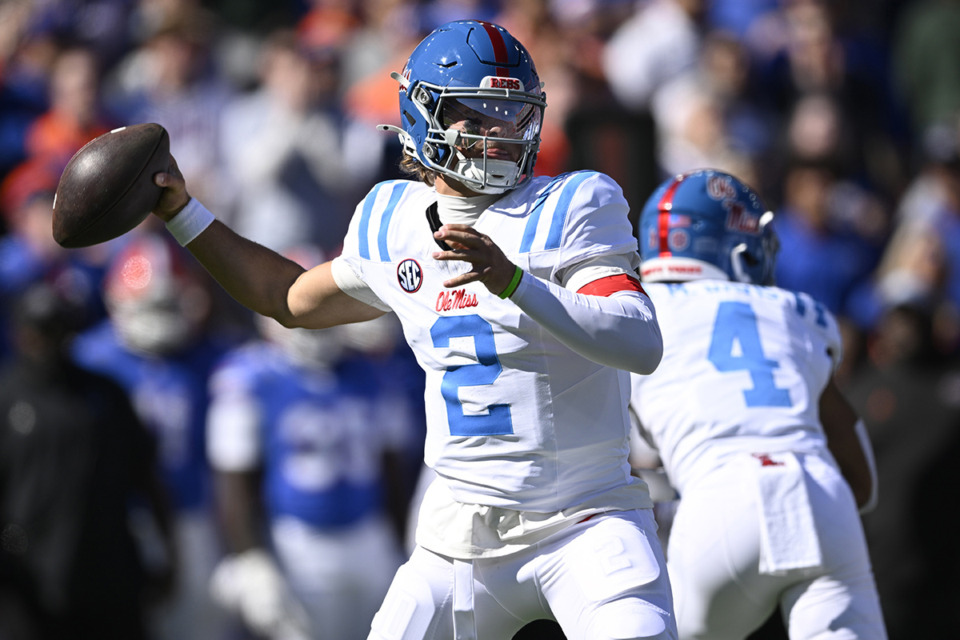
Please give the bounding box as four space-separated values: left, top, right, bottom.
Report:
630 280 842 496
336 171 648 513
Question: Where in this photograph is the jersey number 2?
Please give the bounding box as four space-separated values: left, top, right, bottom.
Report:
707 301 791 408
431 315 514 436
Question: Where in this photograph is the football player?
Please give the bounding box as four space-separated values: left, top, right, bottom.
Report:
205 247 415 640
628 169 887 639
71 233 234 640
151 20 675 640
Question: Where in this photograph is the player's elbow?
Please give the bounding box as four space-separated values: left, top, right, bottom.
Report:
631 334 663 375
851 472 878 514
609 324 662 374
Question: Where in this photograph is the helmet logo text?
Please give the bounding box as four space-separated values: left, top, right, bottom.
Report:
482 76 522 90
726 203 760 234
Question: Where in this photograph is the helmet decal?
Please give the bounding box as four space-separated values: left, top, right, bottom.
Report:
477 20 510 73
656 174 687 257
706 174 737 200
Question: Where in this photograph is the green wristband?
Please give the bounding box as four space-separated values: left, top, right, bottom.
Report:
499 266 523 299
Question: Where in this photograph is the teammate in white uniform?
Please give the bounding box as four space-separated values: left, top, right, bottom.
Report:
629 169 887 639
149 19 676 640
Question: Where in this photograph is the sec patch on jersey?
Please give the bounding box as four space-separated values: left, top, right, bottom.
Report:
52 123 169 248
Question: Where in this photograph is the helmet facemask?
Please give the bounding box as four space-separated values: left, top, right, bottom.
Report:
391 74 545 194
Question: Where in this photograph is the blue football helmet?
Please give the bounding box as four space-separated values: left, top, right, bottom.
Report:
638 169 779 284
379 20 546 194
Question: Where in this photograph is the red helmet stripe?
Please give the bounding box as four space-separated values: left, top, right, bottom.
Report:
478 21 510 76
657 175 685 257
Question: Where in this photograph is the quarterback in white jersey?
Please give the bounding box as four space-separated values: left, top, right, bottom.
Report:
149 19 676 640
630 169 887 639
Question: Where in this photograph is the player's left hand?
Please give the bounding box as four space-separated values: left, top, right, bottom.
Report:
433 224 517 295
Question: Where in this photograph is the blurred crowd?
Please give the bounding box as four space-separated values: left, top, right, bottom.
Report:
0 0 959 638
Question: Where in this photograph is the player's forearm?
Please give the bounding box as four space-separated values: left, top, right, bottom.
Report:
820 379 878 512
181 218 305 322
510 272 663 374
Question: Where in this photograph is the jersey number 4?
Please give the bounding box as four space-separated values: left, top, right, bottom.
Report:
431 315 514 436
708 301 792 408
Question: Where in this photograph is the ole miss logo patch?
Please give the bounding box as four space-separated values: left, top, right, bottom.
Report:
397 259 422 293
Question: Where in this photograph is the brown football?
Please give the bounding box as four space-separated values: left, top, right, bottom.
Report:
52 123 169 248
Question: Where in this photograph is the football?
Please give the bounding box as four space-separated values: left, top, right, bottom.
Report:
52 123 170 248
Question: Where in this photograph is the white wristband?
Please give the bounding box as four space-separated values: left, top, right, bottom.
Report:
166 198 214 246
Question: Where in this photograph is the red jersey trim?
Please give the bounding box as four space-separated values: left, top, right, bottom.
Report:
577 274 647 297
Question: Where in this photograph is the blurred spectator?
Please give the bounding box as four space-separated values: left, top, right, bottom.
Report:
296 0 363 55
206 248 415 640
494 0 573 177
340 0 429 142
772 157 885 324
0 170 111 361
14 0 137 72
219 28 383 253
844 295 960 639
0 281 176 640
755 0 904 196
106 3 235 213
24 45 115 169
0 3 58 179
0 41 119 355
707 0 780 41
892 0 960 135
891 113 960 321
650 30 773 181
71 233 237 640
602 0 707 114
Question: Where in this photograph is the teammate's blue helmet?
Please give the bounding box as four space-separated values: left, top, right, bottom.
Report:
379 20 546 194
638 169 779 284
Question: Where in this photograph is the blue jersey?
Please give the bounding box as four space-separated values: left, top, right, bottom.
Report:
72 321 229 511
207 341 414 529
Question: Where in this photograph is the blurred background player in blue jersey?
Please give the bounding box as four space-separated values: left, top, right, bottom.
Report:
629 169 886 639
71 232 236 640
205 245 417 640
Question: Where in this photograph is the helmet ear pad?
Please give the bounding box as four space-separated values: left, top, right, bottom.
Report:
638 170 776 284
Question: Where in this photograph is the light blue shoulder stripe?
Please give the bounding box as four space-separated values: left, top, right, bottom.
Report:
357 181 408 261
519 171 595 253
377 182 408 262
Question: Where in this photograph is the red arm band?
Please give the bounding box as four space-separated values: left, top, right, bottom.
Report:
577 274 647 297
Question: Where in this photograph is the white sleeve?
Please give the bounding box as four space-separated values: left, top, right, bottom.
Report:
330 255 391 311
509 271 663 374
